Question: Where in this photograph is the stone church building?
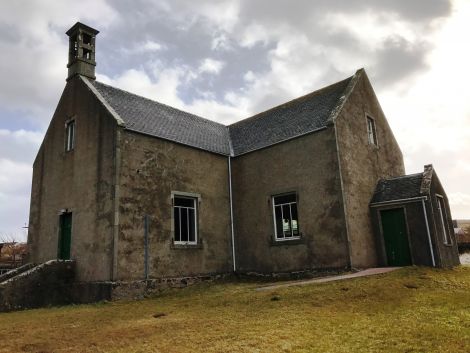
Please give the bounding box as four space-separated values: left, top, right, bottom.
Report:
27 22 460 284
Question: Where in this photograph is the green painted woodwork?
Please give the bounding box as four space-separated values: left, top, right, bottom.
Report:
58 213 72 260
380 208 412 266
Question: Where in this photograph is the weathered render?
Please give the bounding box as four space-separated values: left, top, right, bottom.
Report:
26 22 460 293
28 77 117 282
117 131 232 280
232 126 349 273
335 70 405 268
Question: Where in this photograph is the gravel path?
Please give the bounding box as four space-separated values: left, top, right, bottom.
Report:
255 267 401 291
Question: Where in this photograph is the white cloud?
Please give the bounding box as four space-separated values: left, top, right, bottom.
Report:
378 0 470 218
198 58 225 75
121 40 165 55
0 0 118 128
0 158 33 241
97 64 246 124
141 40 163 52
0 129 42 241
211 33 233 51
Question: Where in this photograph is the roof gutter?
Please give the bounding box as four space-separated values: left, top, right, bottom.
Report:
370 196 427 207
333 119 353 269
329 70 363 269
111 126 122 281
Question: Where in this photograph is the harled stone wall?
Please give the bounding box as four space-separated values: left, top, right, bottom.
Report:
27 77 116 281
116 132 233 280
335 72 405 268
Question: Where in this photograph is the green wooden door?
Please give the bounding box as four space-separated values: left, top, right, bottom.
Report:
58 213 72 260
380 208 412 266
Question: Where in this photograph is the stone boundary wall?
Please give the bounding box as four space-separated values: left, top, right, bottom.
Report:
0 266 350 312
110 273 230 300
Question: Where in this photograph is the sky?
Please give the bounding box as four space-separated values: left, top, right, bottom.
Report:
0 0 469 241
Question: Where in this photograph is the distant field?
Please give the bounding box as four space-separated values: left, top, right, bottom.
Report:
0 266 469 353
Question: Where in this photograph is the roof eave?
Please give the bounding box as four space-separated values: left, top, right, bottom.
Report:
124 127 231 157
232 125 328 157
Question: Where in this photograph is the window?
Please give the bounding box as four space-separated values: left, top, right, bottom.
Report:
273 193 300 240
173 195 197 244
436 195 451 245
65 120 75 152
366 116 378 146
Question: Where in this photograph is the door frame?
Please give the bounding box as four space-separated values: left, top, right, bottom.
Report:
57 210 73 260
377 206 414 266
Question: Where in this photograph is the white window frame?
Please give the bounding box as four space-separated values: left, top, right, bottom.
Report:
171 192 199 245
65 119 75 152
436 194 452 245
366 115 378 146
272 192 300 241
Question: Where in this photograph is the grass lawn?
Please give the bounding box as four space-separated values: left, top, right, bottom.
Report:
0 266 469 353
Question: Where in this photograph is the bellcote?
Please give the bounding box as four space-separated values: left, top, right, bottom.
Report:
66 22 99 81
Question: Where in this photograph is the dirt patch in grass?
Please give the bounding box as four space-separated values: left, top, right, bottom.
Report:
0 266 469 353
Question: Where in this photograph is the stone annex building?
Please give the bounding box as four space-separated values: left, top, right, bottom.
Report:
27 22 460 284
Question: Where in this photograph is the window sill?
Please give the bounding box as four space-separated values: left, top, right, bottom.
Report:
270 235 305 246
171 241 203 250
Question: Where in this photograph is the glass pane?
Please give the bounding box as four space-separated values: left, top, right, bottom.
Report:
273 193 296 205
291 203 299 235
174 197 195 208
70 122 74 148
438 198 449 244
174 207 180 242
274 205 283 239
282 204 292 237
180 207 189 242
188 208 196 242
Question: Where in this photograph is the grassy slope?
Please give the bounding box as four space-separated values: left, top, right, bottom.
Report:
0 266 469 353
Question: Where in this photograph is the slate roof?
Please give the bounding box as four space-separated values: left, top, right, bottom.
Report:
88 73 354 156
91 80 231 155
371 173 424 204
228 77 353 155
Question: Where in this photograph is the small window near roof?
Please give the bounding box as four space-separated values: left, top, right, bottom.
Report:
272 193 300 241
173 195 197 244
367 116 378 146
65 120 75 152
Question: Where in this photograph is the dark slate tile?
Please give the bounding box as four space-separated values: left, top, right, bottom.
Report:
90 74 353 156
371 173 424 203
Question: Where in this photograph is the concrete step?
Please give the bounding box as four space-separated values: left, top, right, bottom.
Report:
0 263 36 284
0 260 76 312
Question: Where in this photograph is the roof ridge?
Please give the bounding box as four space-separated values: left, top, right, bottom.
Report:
326 68 363 125
228 76 354 128
93 80 227 128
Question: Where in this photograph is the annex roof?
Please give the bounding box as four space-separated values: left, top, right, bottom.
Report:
86 71 357 156
371 173 424 204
